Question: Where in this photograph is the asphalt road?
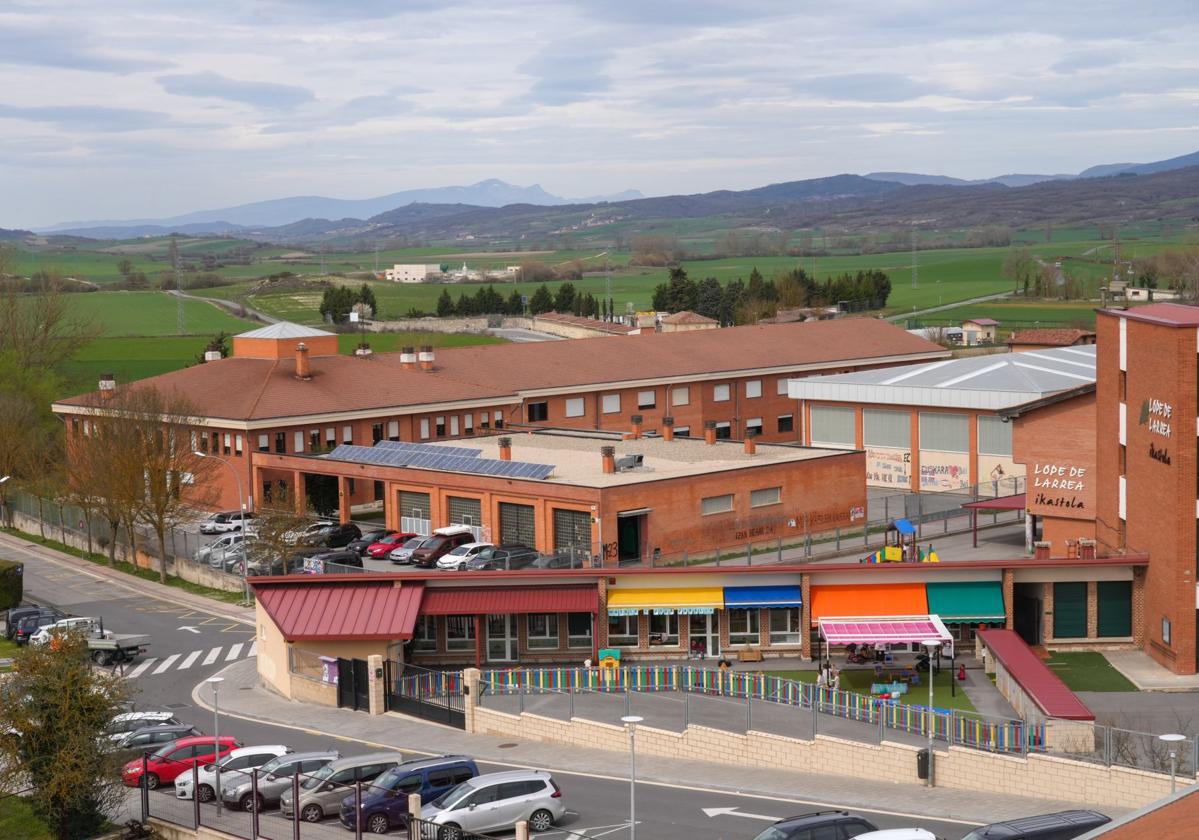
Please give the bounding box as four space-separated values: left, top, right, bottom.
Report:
7 537 979 840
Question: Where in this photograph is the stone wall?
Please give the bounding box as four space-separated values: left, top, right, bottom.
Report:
290 674 337 708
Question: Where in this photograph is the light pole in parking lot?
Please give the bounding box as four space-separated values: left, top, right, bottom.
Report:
1160 733 1186 793
621 715 643 839
922 639 941 787
193 451 250 605
208 676 224 817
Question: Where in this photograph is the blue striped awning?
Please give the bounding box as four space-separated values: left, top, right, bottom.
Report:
724 585 802 610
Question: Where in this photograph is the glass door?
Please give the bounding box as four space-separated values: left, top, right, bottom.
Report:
689 614 719 657
486 614 517 662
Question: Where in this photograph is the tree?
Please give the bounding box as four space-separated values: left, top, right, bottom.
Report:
694 277 724 321
528 284 554 314
1002 248 1041 297
318 285 357 322
553 282 577 313
436 289 454 318
0 632 129 840
357 283 377 316
651 267 697 312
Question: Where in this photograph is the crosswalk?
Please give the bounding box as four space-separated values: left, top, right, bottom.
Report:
123 641 257 680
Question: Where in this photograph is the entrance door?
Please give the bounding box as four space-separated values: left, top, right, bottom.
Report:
1013 583 1043 646
486 614 517 662
617 515 642 563
689 614 719 657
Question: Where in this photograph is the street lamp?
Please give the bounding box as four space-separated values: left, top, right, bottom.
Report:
193 451 250 604
1159 733 1186 793
207 676 224 817
921 639 941 788
621 715 644 839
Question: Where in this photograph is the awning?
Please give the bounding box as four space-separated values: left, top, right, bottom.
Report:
809 583 927 624
607 587 723 616
255 582 423 641
891 518 916 535
420 585 598 615
724 585 802 610
961 493 1026 511
926 581 1006 623
819 615 952 646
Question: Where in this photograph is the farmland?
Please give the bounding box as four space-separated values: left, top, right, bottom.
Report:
64 290 255 337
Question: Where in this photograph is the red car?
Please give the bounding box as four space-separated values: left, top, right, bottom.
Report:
122 735 239 789
365 531 416 559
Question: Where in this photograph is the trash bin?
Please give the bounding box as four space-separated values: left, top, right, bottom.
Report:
916 748 930 780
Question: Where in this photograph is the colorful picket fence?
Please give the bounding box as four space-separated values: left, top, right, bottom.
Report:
395 669 463 699
481 665 679 694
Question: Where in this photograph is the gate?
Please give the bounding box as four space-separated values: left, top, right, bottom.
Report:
384 661 466 728
336 658 370 712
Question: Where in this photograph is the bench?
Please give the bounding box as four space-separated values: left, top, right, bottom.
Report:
737 647 764 663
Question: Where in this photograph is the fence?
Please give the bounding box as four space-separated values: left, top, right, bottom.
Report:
1042 719 1199 778
385 662 466 728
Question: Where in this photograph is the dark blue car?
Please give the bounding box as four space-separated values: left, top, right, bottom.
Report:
339 755 478 834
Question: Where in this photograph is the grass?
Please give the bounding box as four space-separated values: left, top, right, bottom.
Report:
337 332 505 352
906 300 1103 330
66 291 255 337
0 796 52 840
1045 652 1138 692
763 667 977 712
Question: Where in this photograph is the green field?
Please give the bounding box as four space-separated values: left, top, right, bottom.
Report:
66 291 256 337
907 301 1103 330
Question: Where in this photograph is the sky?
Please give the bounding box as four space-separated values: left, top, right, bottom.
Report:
3 0 1199 228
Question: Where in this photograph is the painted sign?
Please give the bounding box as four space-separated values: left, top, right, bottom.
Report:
866 447 911 488
1030 461 1092 518
918 450 970 491
1139 398 1172 438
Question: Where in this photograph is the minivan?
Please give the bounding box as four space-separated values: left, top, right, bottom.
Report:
220 750 340 812
411 527 476 568
420 769 565 836
339 755 478 834
280 751 405 823
959 810 1111 840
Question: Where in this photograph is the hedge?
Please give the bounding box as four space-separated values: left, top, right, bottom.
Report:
0 558 23 611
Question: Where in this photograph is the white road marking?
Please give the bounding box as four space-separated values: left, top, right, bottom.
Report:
225 643 243 661
152 654 180 675
702 805 780 821
178 650 201 670
248 641 257 657
125 658 157 679
202 647 221 666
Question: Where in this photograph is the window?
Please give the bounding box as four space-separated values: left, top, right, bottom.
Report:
1097 581 1132 637
527 614 559 649
308 430 320 453
714 421 731 439
649 613 679 646
864 409 910 449
419 419 430 440
671 386 689 407
750 487 781 508
769 608 801 644
608 614 638 647
776 377 791 395
371 423 384 444
446 616 475 651
713 383 731 402
746 417 763 437
394 775 423 795
479 413 490 430
565 398 585 418
342 425 353 444
413 616 436 652
211 431 219 453
234 435 243 456
1163 617 1172 645
494 410 504 429
435 416 446 437
674 426 690 437
919 412 969 453
274 432 286 453
702 494 734 515
527 402 548 422
553 508 591 552
977 415 1012 457
258 434 269 452
777 414 794 434
745 379 762 399
463 414 473 434
325 427 335 448
498 502 535 547
567 613 593 648
602 393 621 414
810 406 855 447
223 433 232 455
637 390 656 409
450 416 459 435
728 610 759 646
387 420 399 441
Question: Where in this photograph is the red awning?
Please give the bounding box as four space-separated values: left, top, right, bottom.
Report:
257 582 424 641
421 585 598 615
961 493 1026 511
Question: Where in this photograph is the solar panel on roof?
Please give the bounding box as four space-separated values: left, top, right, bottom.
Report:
327 443 553 480
373 440 482 457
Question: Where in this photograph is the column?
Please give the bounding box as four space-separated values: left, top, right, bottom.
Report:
366 654 385 716
463 667 481 733
800 574 812 659
291 470 304 515
474 615 484 669
337 476 351 524
1002 568 1016 631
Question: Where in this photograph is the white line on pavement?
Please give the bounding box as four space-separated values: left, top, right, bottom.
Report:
125 658 157 679
248 641 257 657
225 643 243 661
178 650 201 670
202 647 221 666
152 654 180 675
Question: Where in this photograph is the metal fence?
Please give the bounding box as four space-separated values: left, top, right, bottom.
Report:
385 662 466 728
1042 720 1199 777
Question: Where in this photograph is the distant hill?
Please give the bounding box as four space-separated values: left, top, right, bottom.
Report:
0 227 33 241
1078 149 1199 178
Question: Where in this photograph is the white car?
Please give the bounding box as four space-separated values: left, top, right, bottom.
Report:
174 745 291 802
281 521 334 545
388 536 431 564
435 542 494 571
854 830 939 840
196 533 243 565
104 711 179 743
200 511 255 535
30 617 107 646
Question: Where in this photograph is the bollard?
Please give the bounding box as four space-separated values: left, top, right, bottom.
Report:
569 684 575 719
515 819 530 840
684 691 690 728
409 792 423 834
746 694 752 732
625 687 631 716
810 695 818 740
519 683 525 714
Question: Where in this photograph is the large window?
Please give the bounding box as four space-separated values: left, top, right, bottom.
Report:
293 431 304 453
919 412 969 453
649 613 679 646
977 415 1013 457
777 414 794 434
608 615 638 647
565 398 585 418
413 616 436 652
445 616 475 651
400 491 431 521
769 608 802 645
274 432 286 454
372 423 384 443
745 379 762 399
448 496 482 528
637 390 656 409
450 416 459 436
713 383 731 402
602 393 621 414
526 614 559 650
810 406 855 447
701 494 734 515
864 409 911 449
671 386 689 407
498 502 536 547
750 487 781 508
728 610 759 646
527 402 548 422
342 425 353 444
567 614 593 649
553 508 591 552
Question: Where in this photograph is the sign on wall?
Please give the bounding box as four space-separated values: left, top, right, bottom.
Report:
918 450 970 492
866 447 911 488
1030 461 1093 519
977 456 1024 497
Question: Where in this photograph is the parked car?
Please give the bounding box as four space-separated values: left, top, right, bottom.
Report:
750 811 880 840
411 527 476 568
282 521 334 545
301 550 363 574
113 724 203 758
365 531 417 559
852 831 937 840
199 511 255 535
6 605 62 640
958 810 1111 840
464 545 538 571
220 750 341 812
346 528 398 557
300 522 362 549
105 711 180 743
121 735 239 789
526 552 578 570
175 744 291 802
389 537 431 565
339 755 478 834
11 608 65 644
280 751 405 822
419 769 565 836
435 542 494 571
196 533 243 566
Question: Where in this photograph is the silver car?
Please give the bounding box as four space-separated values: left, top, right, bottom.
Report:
280 751 404 822
196 533 243 566
221 750 339 812
420 770 565 836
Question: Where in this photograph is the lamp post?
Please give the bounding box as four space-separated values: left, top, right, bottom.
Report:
0 476 9 528
1160 733 1186 793
207 676 224 817
621 715 643 839
921 639 941 788
193 451 250 605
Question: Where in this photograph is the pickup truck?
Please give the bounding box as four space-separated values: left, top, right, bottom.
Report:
30 616 150 665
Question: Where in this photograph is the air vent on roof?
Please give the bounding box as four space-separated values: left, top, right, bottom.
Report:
615 454 644 471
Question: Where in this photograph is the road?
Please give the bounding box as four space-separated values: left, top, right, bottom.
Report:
6 537 979 840
884 290 1013 322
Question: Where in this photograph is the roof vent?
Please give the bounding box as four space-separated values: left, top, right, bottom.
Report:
615 454 644 471
355 342 373 358
203 350 222 362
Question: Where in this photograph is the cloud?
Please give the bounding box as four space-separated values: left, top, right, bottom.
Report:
157 72 315 109
1051 52 1122 74
797 73 942 103
516 45 611 106
0 104 171 132
0 22 168 74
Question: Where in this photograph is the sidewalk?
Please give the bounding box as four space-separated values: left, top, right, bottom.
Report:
202 658 1120 825
1105 650 1199 692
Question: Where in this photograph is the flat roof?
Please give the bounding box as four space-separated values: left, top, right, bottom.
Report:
789 345 1096 410
1098 302 1199 327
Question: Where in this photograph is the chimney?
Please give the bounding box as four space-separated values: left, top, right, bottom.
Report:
203 349 222 362
661 416 675 442
98 373 116 399
355 341 373 358
744 428 757 456
400 346 417 370
418 345 435 371
498 436 512 461
703 420 717 446
295 342 311 380
630 414 643 440
601 445 616 474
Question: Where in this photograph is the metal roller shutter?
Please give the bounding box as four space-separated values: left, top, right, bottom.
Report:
399 491 431 519
553 509 590 551
1052 582 1087 639
1097 581 1132 637
499 502 535 547
447 496 481 526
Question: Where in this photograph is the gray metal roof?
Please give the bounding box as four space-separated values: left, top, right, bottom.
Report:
788 345 1096 410
235 322 336 340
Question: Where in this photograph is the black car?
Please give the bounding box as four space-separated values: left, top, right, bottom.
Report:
113 724 203 759
13 608 67 645
6 605 62 640
300 522 362 548
750 811 878 840
345 528 397 557
465 545 539 571
526 552 581 570
960 809 1111 840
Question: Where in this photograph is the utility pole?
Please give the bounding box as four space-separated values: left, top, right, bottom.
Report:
911 229 919 288
172 234 184 335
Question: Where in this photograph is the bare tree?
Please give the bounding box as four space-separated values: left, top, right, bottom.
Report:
66 406 144 566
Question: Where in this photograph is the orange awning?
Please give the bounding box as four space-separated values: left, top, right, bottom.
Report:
809 583 928 625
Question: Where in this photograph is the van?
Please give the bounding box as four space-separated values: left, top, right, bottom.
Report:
279 751 405 823
420 769 566 835
960 810 1111 840
338 754 478 834
411 527 476 568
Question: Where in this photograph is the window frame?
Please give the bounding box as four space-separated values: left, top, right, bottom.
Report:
701 494 734 515
750 486 781 508
769 607 802 645
728 609 760 647
527 402 549 422
526 613 559 650
713 383 731 402
671 386 689 407
777 414 794 434
445 615 476 651
607 614 638 647
567 613 593 648
601 393 622 415
745 379 762 399
649 613 679 646
637 390 656 409
564 397 585 418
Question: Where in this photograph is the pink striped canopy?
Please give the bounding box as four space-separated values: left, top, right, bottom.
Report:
818 616 951 645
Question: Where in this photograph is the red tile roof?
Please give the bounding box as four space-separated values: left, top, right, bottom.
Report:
1007 328 1096 347
661 310 718 325
1101 302 1199 327
419 585 598 615
255 581 423 641
1090 787 1199 839
978 629 1094 720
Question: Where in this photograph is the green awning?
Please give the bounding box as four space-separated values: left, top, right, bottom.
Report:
926 581 1005 624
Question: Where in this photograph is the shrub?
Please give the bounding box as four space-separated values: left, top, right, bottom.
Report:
0 558 23 610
